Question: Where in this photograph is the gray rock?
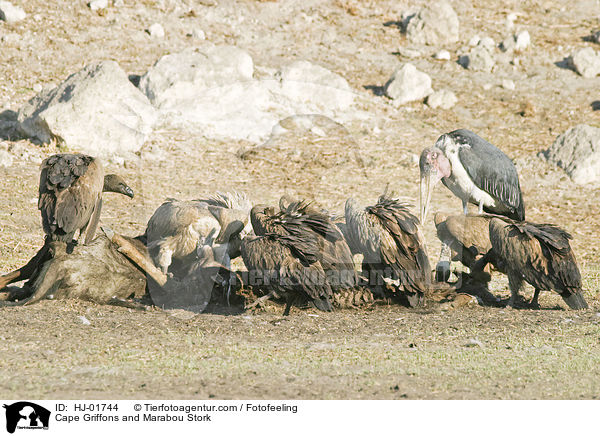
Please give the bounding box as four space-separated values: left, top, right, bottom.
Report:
384 63 433 105
88 0 108 11
591 30 600 44
540 124 600 185
147 23 165 38
426 89 457 109
0 1 26 23
466 45 495 72
405 0 459 46
568 47 600 78
139 46 355 142
17 61 157 158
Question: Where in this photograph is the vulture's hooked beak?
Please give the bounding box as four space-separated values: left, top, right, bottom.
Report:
121 184 134 198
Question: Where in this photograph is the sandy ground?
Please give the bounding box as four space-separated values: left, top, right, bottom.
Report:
0 0 599 399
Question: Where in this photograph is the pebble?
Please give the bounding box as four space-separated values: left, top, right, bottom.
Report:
78 315 91 325
398 47 422 59
433 49 451 60
502 79 515 90
33 83 42 93
190 28 205 40
464 338 483 348
147 23 165 38
515 30 531 51
88 0 108 11
0 149 13 167
468 35 481 46
0 1 26 23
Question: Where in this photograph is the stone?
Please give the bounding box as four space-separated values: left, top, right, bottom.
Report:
514 30 531 51
384 63 433 105
405 0 459 46
468 35 481 47
17 61 157 158
426 89 457 109
0 149 13 167
540 124 600 185
568 47 600 78
88 0 108 11
591 30 600 44
466 45 495 72
397 47 422 59
478 36 496 52
139 46 356 142
433 49 451 60
501 79 515 90
147 23 165 38
190 28 205 40
0 1 26 23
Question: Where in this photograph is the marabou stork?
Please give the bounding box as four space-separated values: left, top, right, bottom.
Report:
419 129 525 223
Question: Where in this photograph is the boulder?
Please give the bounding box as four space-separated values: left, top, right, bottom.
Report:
0 1 26 23
139 45 356 142
384 63 433 105
405 0 459 46
17 61 157 158
568 47 600 78
540 124 600 185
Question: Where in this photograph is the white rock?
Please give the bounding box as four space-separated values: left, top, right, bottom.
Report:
88 0 108 11
78 315 91 325
147 23 165 38
405 0 459 46
568 47 600 78
18 61 157 158
0 1 26 23
33 83 42 93
191 28 205 40
501 79 515 90
139 46 356 142
398 46 422 59
468 35 481 47
426 89 457 109
514 30 531 51
466 45 495 72
479 37 496 52
0 149 13 167
540 124 600 185
433 49 451 60
384 63 433 106
113 0 124 6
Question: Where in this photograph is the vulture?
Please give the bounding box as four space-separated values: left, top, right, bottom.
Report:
482 218 588 310
241 198 356 315
344 194 430 307
434 213 493 270
38 153 134 245
419 129 525 223
145 192 251 275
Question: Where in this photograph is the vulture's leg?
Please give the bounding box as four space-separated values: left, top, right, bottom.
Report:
224 252 233 306
283 298 293 316
507 271 525 308
0 244 50 290
530 289 541 309
435 242 451 282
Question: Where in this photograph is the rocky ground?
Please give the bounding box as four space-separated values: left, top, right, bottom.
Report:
0 0 600 399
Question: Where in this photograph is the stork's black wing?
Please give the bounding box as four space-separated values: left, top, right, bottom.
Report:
451 129 525 220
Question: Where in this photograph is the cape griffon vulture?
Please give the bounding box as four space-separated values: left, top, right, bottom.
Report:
241 199 356 315
145 192 251 273
419 129 525 223
344 194 430 307
38 153 134 245
481 218 588 310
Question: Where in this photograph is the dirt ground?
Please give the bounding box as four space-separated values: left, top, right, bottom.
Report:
1 0 600 399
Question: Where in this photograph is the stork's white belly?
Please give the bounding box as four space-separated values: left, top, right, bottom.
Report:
445 152 497 209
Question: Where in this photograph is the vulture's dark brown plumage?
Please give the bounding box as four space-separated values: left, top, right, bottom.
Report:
487 218 588 310
241 200 356 315
38 153 134 245
344 195 430 307
434 213 493 269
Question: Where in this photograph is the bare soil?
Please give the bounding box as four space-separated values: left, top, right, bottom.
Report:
1 0 599 399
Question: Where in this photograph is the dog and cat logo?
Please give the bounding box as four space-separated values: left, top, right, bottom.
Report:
2 402 50 433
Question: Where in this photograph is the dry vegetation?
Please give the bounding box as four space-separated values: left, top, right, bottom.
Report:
0 0 599 399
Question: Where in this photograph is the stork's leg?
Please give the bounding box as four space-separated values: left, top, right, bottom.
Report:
462 199 468 215
478 199 484 214
530 289 541 309
507 271 525 308
435 242 451 282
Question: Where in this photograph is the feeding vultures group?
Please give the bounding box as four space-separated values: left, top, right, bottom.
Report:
0 128 589 313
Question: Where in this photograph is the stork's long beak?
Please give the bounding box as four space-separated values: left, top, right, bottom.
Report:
419 171 437 224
